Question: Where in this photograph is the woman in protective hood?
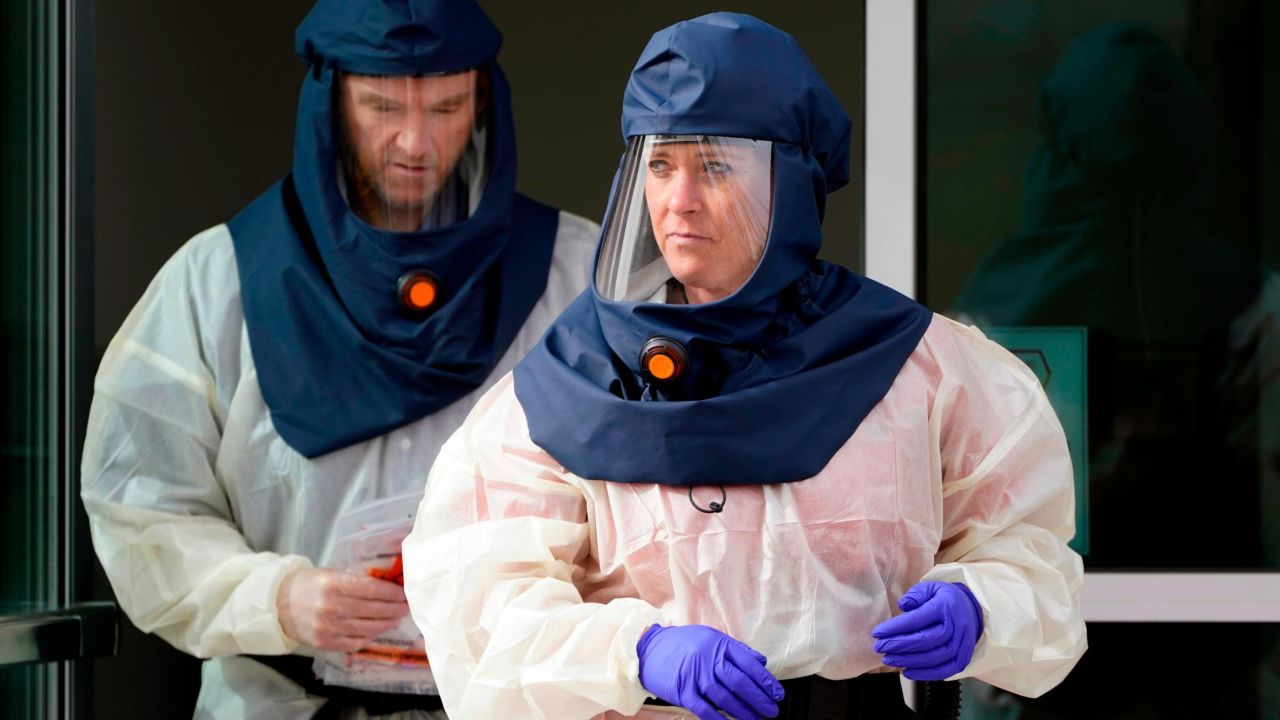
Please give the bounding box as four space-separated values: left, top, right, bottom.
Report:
403 13 1086 720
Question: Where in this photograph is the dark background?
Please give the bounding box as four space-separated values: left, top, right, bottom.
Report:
923 0 1277 308
93 1 866 352
90 2 865 717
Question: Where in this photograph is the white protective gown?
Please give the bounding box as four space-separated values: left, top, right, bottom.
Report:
401 314 1088 720
81 213 598 720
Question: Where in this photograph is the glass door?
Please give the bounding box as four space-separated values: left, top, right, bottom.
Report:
2 0 115 717
867 0 1280 715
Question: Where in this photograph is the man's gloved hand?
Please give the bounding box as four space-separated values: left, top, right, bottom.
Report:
276 568 409 652
872 581 984 681
637 624 784 720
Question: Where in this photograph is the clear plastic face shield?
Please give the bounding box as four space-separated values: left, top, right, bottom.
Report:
596 135 773 305
336 69 489 232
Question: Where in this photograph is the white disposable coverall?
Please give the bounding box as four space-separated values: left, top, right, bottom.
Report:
81 213 598 719
401 314 1088 719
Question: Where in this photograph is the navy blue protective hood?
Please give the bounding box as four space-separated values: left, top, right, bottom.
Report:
514 13 933 487
228 0 559 458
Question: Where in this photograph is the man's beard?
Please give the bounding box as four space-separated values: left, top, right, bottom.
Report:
342 149 439 216
336 124 447 223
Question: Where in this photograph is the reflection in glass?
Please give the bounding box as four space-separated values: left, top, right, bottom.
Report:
924 2 1279 716
948 21 1276 571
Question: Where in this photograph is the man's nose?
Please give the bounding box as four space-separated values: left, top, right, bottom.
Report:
394 124 434 157
666 173 703 215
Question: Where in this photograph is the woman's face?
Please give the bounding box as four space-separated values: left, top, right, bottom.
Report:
644 140 772 304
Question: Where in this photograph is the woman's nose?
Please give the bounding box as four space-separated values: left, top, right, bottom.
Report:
666 173 703 214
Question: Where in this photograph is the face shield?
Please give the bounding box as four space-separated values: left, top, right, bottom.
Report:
595 135 773 305
336 69 489 232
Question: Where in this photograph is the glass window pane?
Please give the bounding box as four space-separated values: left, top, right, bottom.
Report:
923 0 1279 570
2 0 55 625
2 0 66 717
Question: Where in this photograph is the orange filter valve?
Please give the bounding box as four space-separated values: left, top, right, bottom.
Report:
640 336 689 383
396 270 439 313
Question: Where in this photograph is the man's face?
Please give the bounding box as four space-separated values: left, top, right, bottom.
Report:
338 71 479 223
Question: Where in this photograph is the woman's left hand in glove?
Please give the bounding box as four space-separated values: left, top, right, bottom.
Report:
871 581 984 681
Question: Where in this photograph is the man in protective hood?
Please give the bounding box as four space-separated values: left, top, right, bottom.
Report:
80 1 596 717
402 13 1086 720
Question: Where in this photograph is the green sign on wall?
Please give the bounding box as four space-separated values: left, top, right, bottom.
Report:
984 327 1089 555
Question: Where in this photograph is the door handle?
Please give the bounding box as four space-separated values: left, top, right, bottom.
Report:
0 602 118 667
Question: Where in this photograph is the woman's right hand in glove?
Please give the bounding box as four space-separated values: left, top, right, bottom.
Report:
637 624 784 720
276 568 409 652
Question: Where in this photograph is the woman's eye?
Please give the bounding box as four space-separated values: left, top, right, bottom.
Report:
704 161 732 175
648 160 671 176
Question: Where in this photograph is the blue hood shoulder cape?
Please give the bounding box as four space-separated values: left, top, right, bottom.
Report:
514 13 933 487
228 0 559 458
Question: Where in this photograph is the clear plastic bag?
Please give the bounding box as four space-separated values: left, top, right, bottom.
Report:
313 491 438 696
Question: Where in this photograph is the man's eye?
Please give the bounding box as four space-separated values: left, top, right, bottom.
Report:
433 104 463 115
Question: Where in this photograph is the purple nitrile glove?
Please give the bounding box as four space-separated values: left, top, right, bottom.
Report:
871 581 984 681
637 624 784 720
